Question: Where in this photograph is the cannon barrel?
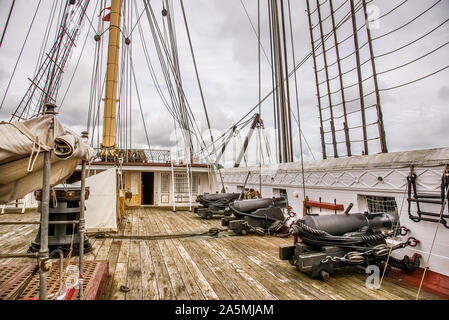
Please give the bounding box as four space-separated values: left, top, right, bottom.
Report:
232 197 287 213
302 211 399 236
197 193 240 202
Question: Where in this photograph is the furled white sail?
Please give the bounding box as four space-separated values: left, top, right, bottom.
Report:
0 114 95 204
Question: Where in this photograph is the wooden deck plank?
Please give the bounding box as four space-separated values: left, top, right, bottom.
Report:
140 238 159 300
180 239 233 299
198 240 264 300
174 239 219 300
0 208 442 301
233 236 364 300
117 211 133 263
199 239 275 300
165 239 205 300
150 210 193 300
147 240 176 299
141 212 176 300
109 262 128 300
103 238 122 297
141 209 182 300
209 237 301 300
126 209 143 300
95 238 112 260
186 239 247 300
240 236 426 300
151 209 211 300
126 239 142 300
89 239 103 260
231 236 349 300
159 208 236 300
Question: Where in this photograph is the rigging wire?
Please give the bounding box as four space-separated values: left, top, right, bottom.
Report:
33 0 58 77
228 0 363 135
311 0 349 31
0 0 42 112
287 0 306 196
135 0 210 162
314 0 407 63
317 40 449 98
379 64 449 92
179 0 226 190
59 0 101 111
130 54 154 159
316 14 449 86
0 0 16 48
239 0 272 68
316 0 442 75
373 0 441 42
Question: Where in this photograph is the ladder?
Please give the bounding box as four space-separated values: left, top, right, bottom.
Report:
407 166 449 229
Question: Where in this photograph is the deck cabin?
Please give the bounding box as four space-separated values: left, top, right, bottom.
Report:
76 148 217 209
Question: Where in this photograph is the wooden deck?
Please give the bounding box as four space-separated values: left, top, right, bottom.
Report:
0 208 442 300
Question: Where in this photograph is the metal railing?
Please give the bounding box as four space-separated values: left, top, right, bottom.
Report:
93 148 171 163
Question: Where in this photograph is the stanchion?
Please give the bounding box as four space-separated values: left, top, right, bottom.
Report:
39 103 56 300
78 131 88 300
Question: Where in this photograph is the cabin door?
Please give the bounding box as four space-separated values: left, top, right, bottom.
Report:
141 172 154 205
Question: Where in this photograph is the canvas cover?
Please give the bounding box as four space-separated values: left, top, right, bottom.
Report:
0 114 95 204
84 168 118 232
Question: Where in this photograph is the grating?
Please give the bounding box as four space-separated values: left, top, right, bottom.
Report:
0 264 36 300
0 261 107 300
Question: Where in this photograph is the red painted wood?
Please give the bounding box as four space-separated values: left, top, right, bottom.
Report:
84 260 109 300
305 201 344 211
68 260 109 300
390 268 449 299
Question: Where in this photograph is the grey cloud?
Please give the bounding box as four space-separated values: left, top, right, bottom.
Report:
0 0 448 166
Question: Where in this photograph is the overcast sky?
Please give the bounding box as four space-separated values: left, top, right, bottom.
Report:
0 0 448 166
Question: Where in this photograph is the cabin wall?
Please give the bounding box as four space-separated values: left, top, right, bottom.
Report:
122 170 212 207
124 171 141 206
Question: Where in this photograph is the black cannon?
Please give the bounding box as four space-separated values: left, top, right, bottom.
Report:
223 197 288 235
279 210 421 279
194 193 240 219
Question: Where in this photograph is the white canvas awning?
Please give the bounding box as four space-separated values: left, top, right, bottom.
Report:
84 168 118 232
0 114 95 204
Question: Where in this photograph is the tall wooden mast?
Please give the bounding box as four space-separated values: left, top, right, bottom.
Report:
101 0 122 155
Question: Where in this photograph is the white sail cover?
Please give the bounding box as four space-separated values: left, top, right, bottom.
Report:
0 114 95 204
84 168 118 232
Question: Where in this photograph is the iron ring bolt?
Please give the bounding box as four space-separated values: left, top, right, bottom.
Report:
399 226 409 236
406 237 419 247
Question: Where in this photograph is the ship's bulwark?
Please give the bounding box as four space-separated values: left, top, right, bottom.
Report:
220 146 449 288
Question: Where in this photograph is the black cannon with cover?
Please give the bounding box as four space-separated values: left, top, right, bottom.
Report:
194 193 240 219
279 210 421 279
223 197 289 235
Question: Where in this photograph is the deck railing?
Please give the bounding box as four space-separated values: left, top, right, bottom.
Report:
93 148 171 164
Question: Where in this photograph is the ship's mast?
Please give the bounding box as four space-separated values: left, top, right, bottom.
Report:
101 0 122 156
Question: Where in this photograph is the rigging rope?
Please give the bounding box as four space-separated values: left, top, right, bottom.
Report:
287 0 306 197
314 0 407 64
0 0 16 48
239 0 272 68
59 0 101 111
317 40 449 99
179 0 226 189
0 0 42 112
227 0 369 140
